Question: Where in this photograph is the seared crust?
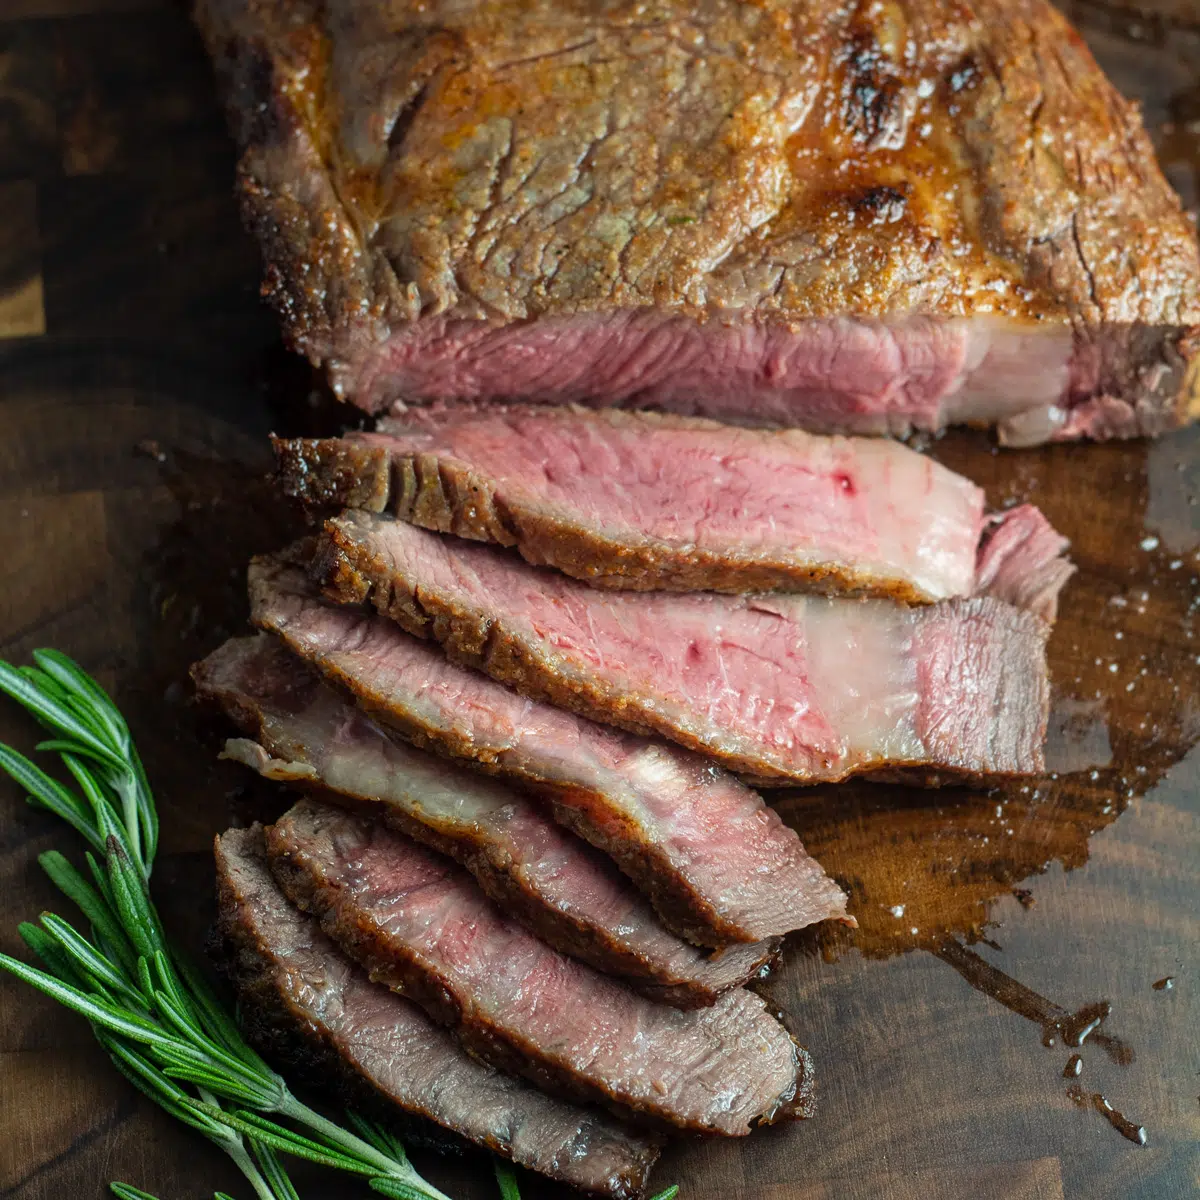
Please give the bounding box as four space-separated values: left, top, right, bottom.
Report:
264 809 816 1134
214 825 662 1197
248 552 853 946
196 0 1200 430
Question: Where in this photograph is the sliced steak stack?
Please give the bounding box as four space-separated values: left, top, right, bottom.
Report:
275 405 1069 613
245 557 851 947
215 826 661 1198
196 634 784 1006
274 406 988 603
314 512 1052 784
265 798 813 1135
196 0 1200 442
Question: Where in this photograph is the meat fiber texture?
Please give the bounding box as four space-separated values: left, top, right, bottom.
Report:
195 0 1200 442
196 634 780 1006
214 826 661 1198
247 556 851 948
265 799 814 1135
273 404 1074 614
313 513 1052 785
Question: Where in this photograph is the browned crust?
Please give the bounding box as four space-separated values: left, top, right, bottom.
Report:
215 828 663 1196
196 0 1200 431
281 625 789 946
212 827 475 1156
264 817 812 1135
273 433 932 602
312 522 1044 786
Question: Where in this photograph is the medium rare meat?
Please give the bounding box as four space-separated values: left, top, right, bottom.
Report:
214 826 660 1197
266 799 814 1135
275 406 1073 608
194 0 1200 443
247 556 850 947
314 513 1051 784
196 634 777 1005
975 506 1075 624
274 406 980 602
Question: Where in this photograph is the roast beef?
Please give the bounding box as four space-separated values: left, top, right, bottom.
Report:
196 634 778 1005
274 404 1045 605
314 513 1051 784
247 556 851 947
214 826 661 1197
266 799 814 1135
975 505 1075 624
194 0 1200 443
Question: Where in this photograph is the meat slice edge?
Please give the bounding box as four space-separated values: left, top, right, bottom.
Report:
264 799 814 1136
247 555 851 947
313 513 1050 784
195 634 778 1005
272 405 988 604
213 825 661 1198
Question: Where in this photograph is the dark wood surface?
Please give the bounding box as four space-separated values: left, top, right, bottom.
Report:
1 3 1198 1199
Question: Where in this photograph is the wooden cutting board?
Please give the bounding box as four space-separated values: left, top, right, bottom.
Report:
0 3 1197 1198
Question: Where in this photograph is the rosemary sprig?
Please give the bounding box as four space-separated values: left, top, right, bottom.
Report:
0 651 682 1200
0 652 451 1200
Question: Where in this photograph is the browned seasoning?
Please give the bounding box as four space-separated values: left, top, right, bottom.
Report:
1152 976 1175 990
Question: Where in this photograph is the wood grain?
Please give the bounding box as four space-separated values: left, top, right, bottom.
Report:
0 3 1197 1200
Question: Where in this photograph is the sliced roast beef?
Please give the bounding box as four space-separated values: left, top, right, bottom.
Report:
247 556 850 947
215 826 660 1197
314 513 1051 784
196 634 777 1005
266 799 813 1135
976 505 1075 624
273 406 988 603
196 0 1200 442
275 408 1074 609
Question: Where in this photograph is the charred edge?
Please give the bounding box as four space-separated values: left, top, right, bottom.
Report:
272 437 392 513
539 786 756 949
266 821 723 1135
315 522 803 782
384 808 730 1008
211 830 470 1157
265 824 467 1027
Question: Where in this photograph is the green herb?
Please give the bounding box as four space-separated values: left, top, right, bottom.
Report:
0 651 448 1200
649 1189 680 1200
492 1158 522 1200
0 651 681 1200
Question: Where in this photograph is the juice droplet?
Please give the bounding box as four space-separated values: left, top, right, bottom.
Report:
1092 1094 1148 1146
1063 1054 1082 1078
1152 976 1174 991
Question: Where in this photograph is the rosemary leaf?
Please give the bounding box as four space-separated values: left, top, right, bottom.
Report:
0 742 99 840
346 1111 410 1165
173 946 271 1068
110 1184 160 1200
37 913 145 1006
252 1140 303 1200
0 952 180 1048
492 1157 522 1199
37 851 137 975
0 660 123 767
184 1102 375 1174
18 921 89 991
